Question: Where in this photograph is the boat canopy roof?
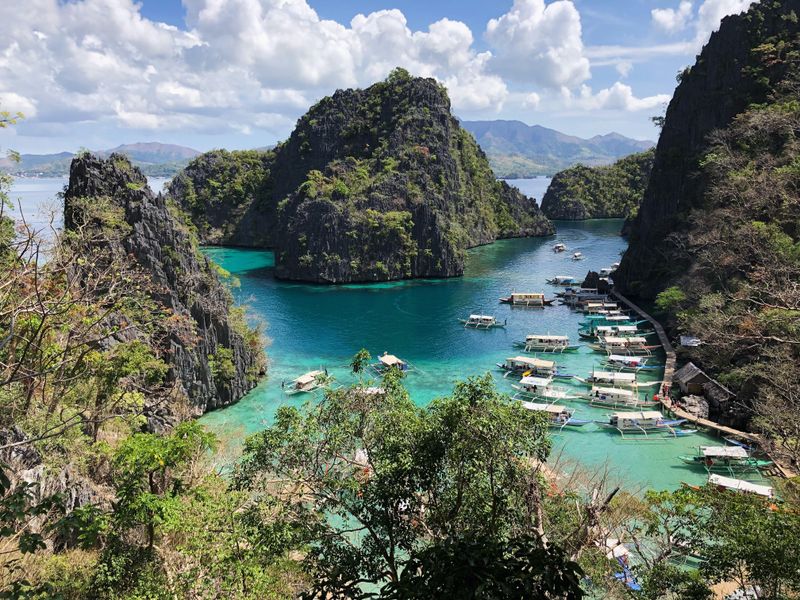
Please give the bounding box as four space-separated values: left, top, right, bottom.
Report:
708 474 773 497
608 355 645 364
592 371 636 382
469 314 495 320
379 354 406 367
605 315 631 321
526 334 569 341
508 357 554 368
294 370 323 385
520 376 553 387
512 292 544 299
596 325 637 333
613 411 663 419
521 401 568 414
702 446 748 458
603 336 648 344
594 387 635 397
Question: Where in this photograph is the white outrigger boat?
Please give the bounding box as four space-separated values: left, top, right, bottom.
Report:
603 355 663 372
515 334 581 353
520 401 592 429
579 386 660 409
499 292 554 307
512 376 583 401
577 371 639 389
459 314 507 329
572 252 584 261
497 356 567 379
284 370 331 395
679 446 772 474
591 336 659 356
579 324 645 340
707 474 774 498
553 242 567 253
595 411 687 437
546 275 579 286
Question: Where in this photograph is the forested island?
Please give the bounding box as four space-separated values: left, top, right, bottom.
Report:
2 0 800 598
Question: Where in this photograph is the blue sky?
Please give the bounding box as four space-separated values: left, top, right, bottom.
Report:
0 0 754 154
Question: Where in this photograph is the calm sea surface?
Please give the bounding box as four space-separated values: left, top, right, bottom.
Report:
10 176 750 491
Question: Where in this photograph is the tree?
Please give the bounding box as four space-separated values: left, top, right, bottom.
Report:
235 368 580 598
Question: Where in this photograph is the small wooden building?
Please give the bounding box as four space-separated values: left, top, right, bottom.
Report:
673 362 710 396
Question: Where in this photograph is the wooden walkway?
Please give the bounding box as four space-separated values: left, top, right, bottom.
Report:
611 290 796 478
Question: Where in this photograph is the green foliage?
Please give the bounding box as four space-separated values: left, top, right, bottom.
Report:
209 346 236 382
654 286 687 314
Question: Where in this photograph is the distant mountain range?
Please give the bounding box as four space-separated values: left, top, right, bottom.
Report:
461 120 655 178
0 142 201 177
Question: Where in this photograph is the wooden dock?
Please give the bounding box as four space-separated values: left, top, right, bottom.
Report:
611 290 796 478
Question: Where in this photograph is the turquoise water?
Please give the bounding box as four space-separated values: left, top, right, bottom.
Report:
199 219 739 492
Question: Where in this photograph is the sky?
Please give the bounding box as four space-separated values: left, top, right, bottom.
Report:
0 0 756 154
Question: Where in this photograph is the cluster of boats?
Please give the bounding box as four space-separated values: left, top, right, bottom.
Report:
552 242 585 261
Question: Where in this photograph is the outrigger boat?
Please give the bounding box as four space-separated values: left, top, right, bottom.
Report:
572 252 584 261
679 446 772 473
577 371 639 389
591 336 659 356
580 302 621 314
499 292 554 307
285 370 331 395
595 411 687 436
553 242 567 253
603 355 663 372
512 376 583 401
497 356 568 379
520 401 591 428
579 386 660 409
514 334 581 353
459 314 507 329
546 275 579 286
707 474 774 498
579 324 643 340
372 353 411 373
580 314 633 325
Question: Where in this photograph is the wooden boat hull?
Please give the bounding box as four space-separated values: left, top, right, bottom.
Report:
514 342 581 353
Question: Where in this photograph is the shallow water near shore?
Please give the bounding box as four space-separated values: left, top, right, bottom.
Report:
198 218 758 492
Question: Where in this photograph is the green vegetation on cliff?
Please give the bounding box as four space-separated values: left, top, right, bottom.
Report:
168 69 553 283
540 149 654 220
617 0 800 442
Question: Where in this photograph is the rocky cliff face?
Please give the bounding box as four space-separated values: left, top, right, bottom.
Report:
65 154 265 423
615 0 800 297
168 70 553 283
540 149 653 220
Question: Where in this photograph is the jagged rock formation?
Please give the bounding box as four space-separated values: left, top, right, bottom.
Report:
65 154 265 422
615 1 800 296
540 149 654 220
168 70 554 283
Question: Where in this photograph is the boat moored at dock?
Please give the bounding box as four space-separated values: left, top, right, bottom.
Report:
579 386 659 409
519 401 591 428
603 355 662 372
679 446 772 473
512 376 583 401
499 292 554 307
459 314 506 328
515 334 581 353
591 336 659 356
577 371 639 389
595 411 687 436
498 356 559 378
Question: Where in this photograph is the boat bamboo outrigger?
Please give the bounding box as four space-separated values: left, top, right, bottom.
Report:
372 353 412 373
579 386 659 409
458 314 506 329
707 474 774 498
499 292 554 307
515 334 581 353
579 325 650 340
679 446 772 473
595 411 686 437
497 356 559 378
284 370 331 395
519 401 591 429
577 371 639 389
512 376 583 401
602 355 663 372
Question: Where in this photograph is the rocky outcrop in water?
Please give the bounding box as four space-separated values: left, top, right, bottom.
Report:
168 69 554 283
540 149 653 220
65 154 265 422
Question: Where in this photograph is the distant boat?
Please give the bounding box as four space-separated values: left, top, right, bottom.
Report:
458 314 506 329
285 370 331 395
512 376 583 401
572 252 584 261
553 242 567 253
497 356 557 378
578 386 660 409
603 355 663 372
591 336 659 356
499 292 554 307
372 353 411 373
546 275 579 286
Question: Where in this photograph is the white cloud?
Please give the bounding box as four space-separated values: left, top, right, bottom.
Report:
0 92 37 117
485 0 590 89
651 1 693 33
523 92 541 109
615 61 633 78
573 83 671 112
694 0 753 44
